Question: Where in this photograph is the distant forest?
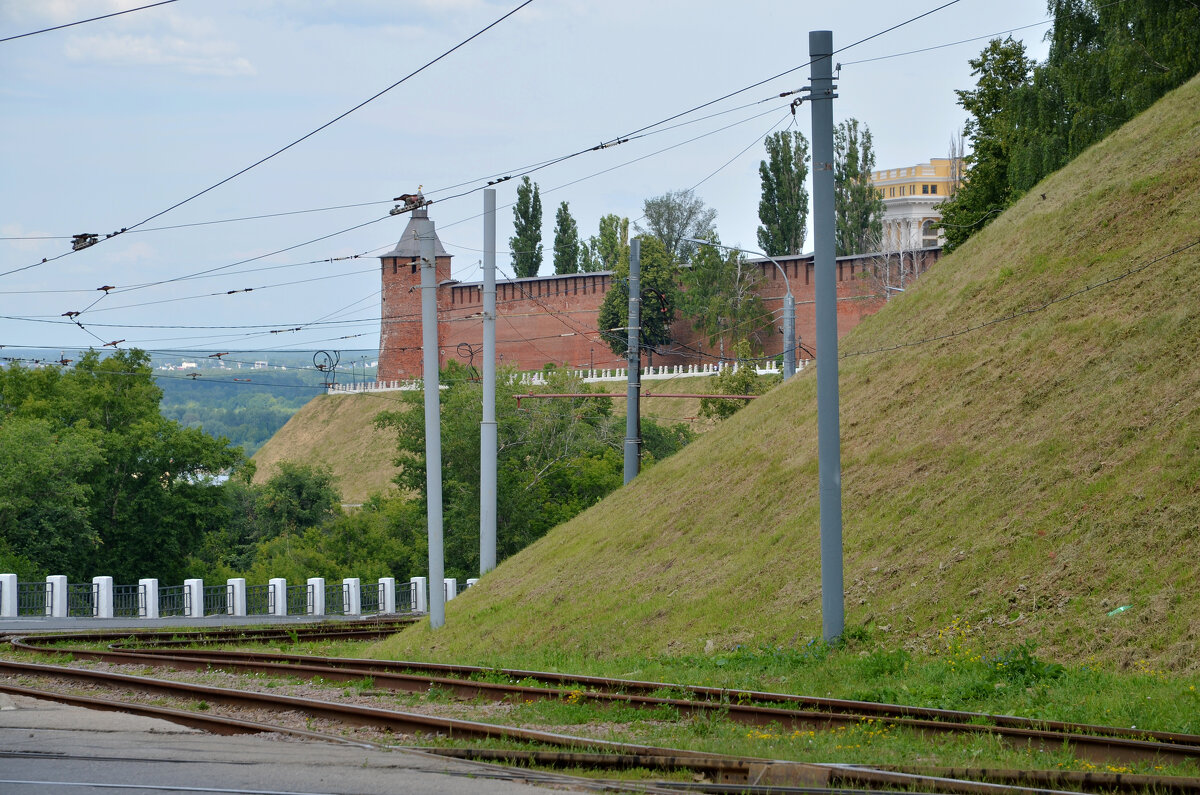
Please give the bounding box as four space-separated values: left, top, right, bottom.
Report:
153 351 376 456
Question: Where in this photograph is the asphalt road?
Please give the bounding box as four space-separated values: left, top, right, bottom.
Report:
0 693 561 794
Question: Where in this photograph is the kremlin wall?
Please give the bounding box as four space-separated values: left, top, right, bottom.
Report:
377 208 941 381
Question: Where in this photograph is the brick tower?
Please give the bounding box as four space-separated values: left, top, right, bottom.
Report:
377 207 453 381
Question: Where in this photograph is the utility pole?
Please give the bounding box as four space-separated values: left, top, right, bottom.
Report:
810 29 844 642
418 216 446 629
480 189 497 575
623 238 641 484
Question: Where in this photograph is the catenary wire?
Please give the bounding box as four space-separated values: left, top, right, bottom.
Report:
0 1 180 43
0 0 533 278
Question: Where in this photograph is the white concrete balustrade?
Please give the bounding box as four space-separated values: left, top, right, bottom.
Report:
0 573 459 620
327 360 810 394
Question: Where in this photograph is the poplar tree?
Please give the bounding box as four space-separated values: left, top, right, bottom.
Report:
757 130 810 256
552 201 581 274
509 176 543 278
833 118 884 256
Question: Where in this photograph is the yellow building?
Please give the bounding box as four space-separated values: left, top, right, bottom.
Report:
868 157 961 250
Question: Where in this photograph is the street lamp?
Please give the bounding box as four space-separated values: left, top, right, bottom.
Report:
682 239 796 379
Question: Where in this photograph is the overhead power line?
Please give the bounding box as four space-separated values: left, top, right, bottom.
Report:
0 0 180 43
0 0 533 279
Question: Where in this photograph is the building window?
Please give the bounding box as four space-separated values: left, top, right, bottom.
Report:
930 184 938 194
922 184 929 194
921 220 937 247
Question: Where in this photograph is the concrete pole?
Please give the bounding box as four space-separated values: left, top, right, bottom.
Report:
783 291 796 379
480 189 497 575
419 216 446 629
810 29 845 643
623 238 642 484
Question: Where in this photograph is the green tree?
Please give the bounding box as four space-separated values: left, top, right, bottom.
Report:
635 188 717 262
510 175 543 278
593 214 630 272
699 340 775 420
0 417 103 577
596 236 679 357
579 238 602 272
552 201 581 274
833 118 885 256
0 350 245 581
938 37 1035 250
374 363 687 580
757 130 810 256
678 239 769 360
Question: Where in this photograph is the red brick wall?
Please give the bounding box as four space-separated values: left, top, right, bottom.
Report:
378 249 940 380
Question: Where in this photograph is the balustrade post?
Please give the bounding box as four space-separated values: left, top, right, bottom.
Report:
183 578 204 619
307 577 325 616
139 578 158 618
343 577 361 616
378 577 396 614
46 575 67 618
92 576 114 619
227 578 247 617
269 577 288 616
0 574 16 619
410 576 427 612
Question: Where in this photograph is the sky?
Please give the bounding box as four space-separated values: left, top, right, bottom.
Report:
0 0 1054 360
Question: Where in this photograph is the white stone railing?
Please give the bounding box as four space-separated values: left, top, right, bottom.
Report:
0 573 473 620
327 360 811 394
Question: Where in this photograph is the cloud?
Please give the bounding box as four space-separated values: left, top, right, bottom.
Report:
63 32 255 76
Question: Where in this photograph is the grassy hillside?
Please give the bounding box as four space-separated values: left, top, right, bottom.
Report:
252 392 402 504
377 74 1200 671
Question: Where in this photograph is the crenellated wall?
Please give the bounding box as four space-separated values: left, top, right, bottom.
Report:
377 213 941 381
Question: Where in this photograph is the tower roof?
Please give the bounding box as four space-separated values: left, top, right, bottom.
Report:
381 207 452 259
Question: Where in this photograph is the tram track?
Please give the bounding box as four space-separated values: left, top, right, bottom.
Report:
4 625 1200 793
13 628 1200 768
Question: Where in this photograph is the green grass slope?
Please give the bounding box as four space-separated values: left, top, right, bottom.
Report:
379 74 1200 671
251 392 402 504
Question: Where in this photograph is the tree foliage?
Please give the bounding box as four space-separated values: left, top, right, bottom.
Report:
678 239 769 357
589 213 630 273
0 350 245 581
833 118 884 256
596 235 680 357
635 189 717 263
510 175 543 278
940 1 1200 250
939 37 1035 250
757 130 810 256
699 340 776 421
552 201 581 274
373 363 691 579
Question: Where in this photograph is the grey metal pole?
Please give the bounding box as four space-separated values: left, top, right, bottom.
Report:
810 29 844 643
783 291 796 379
623 238 641 484
419 216 446 629
480 189 497 575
